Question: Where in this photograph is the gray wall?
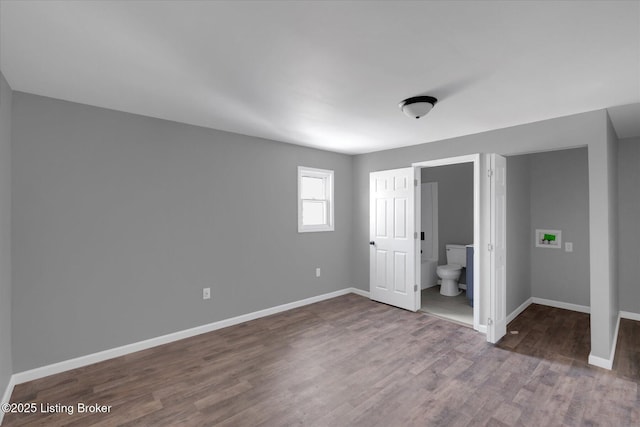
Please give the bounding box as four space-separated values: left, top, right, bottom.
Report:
5 89 625 370
528 148 590 306
11 93 353 371
618 137 640 313
505 155 531 315
352 111 604 291
421 163 474 264
505 148 591 315
352 109 617 358
0 73 13 396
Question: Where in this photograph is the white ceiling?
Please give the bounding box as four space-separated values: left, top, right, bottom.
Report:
1 1 639 154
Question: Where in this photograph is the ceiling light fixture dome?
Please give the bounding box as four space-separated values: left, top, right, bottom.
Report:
399 95 438 119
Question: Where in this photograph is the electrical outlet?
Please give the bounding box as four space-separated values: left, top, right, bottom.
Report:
565 242 573 252
315 268 321 278
203 287 211 300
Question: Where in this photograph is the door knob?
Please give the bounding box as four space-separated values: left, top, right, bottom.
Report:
369 241 375 246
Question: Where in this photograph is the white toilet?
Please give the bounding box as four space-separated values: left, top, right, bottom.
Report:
436 244 467 296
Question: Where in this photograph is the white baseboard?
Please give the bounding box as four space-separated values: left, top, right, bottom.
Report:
531 297 590 314
7 286 617 402
588 312 621 370
350 287 370 298
620 311 640 321
11 287 363 386
588 353 612 370
506 297 533 324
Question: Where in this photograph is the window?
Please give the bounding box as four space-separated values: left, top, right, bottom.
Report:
298 166 334 232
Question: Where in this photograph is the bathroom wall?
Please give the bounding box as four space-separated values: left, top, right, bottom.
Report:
618 137 640 314
0 72 13 399
529 147 590 307
11 92 353 372
505 155 531 314
421 163 474 265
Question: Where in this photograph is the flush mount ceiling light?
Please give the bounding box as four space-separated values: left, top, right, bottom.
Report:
399 96 438 119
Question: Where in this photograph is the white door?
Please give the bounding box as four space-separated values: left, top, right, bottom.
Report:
488 154 507 343
369 168 418 311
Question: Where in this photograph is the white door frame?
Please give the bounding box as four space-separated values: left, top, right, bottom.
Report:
412 154 482 333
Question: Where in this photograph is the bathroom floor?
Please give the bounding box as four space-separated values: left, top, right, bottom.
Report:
420 286 473 327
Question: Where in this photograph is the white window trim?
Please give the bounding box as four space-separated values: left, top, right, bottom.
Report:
298 166 334 232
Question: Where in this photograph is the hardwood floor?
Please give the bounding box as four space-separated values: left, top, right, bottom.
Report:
3 295 639 426
497 303 591 364
613 318 640 380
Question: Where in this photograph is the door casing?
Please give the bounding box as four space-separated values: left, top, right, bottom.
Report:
368 153 506 342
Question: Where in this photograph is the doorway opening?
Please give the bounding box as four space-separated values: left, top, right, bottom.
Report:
414 155 480 330
499 147 591 361
418 164 474 327
369 153 506 342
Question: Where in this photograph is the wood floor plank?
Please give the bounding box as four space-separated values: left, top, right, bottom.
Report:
3 295 640 426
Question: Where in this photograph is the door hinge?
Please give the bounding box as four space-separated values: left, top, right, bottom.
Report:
487 169 494 178
414 284 418 292
488 318 494 326
414 179 418 187
414 231 418 239
488 243 494 251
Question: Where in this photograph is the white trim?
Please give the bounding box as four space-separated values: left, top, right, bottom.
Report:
11 287 362 385
506 297 533 324
412 154 478 168
350 287 370 298
531 297 590 314
505 296 593 326
619 311 640 321
298 166 334 233
588 354 613 370
477 324 487 334
472 154 480 333
588 312 621 370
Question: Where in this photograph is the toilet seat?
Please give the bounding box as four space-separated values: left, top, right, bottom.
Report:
437 264 462 273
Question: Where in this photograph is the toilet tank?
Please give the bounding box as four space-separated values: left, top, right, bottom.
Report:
445 244 467 267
